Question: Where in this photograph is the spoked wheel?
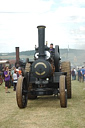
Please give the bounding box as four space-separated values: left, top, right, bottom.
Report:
16 76 28 108
59 75 67 108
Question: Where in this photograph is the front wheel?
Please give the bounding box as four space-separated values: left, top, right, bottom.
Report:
59 75 67 108
16 76 28 108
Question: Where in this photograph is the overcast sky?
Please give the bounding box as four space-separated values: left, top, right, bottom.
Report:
0 0 85 53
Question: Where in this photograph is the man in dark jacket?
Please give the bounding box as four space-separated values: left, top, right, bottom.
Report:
49 43 55 54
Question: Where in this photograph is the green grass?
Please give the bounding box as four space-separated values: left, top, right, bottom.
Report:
0 80 85 128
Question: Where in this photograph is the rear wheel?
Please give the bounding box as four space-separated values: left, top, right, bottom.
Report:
61 61 71 98
59 75 67 108
16 76 28 108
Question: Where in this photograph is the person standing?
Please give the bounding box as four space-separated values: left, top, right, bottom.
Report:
81 67 85 82
4 66 10 93
74 68 77 80
71 68 75 80
13 69 18 91
77 67 82 82
10 66 16 86
18 67 22 76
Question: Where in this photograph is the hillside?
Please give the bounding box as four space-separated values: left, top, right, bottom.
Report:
60 49 85 67
0 49 85 68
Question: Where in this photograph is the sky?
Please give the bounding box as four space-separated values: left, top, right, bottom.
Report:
0 0 85 53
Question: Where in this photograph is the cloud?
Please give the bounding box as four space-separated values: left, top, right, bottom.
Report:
0 0 53 13
0 0 85 53
61 0 85 7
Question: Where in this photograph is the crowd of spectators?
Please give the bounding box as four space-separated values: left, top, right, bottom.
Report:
4 66 22 93
71 67 85 82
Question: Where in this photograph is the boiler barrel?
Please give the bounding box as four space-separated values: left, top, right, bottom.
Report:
32 59 52 79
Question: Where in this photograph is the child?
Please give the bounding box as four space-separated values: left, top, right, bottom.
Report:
13 69 18 91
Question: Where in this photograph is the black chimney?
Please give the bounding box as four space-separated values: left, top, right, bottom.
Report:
15 47 19 63
37 25 46 58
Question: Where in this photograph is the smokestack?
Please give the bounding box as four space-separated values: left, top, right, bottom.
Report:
15 47 19 63
37 25 46 58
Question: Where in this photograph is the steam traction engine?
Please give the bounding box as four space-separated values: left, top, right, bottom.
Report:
16 25 71 108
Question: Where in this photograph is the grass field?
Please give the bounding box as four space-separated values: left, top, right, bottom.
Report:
0 80 85 128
